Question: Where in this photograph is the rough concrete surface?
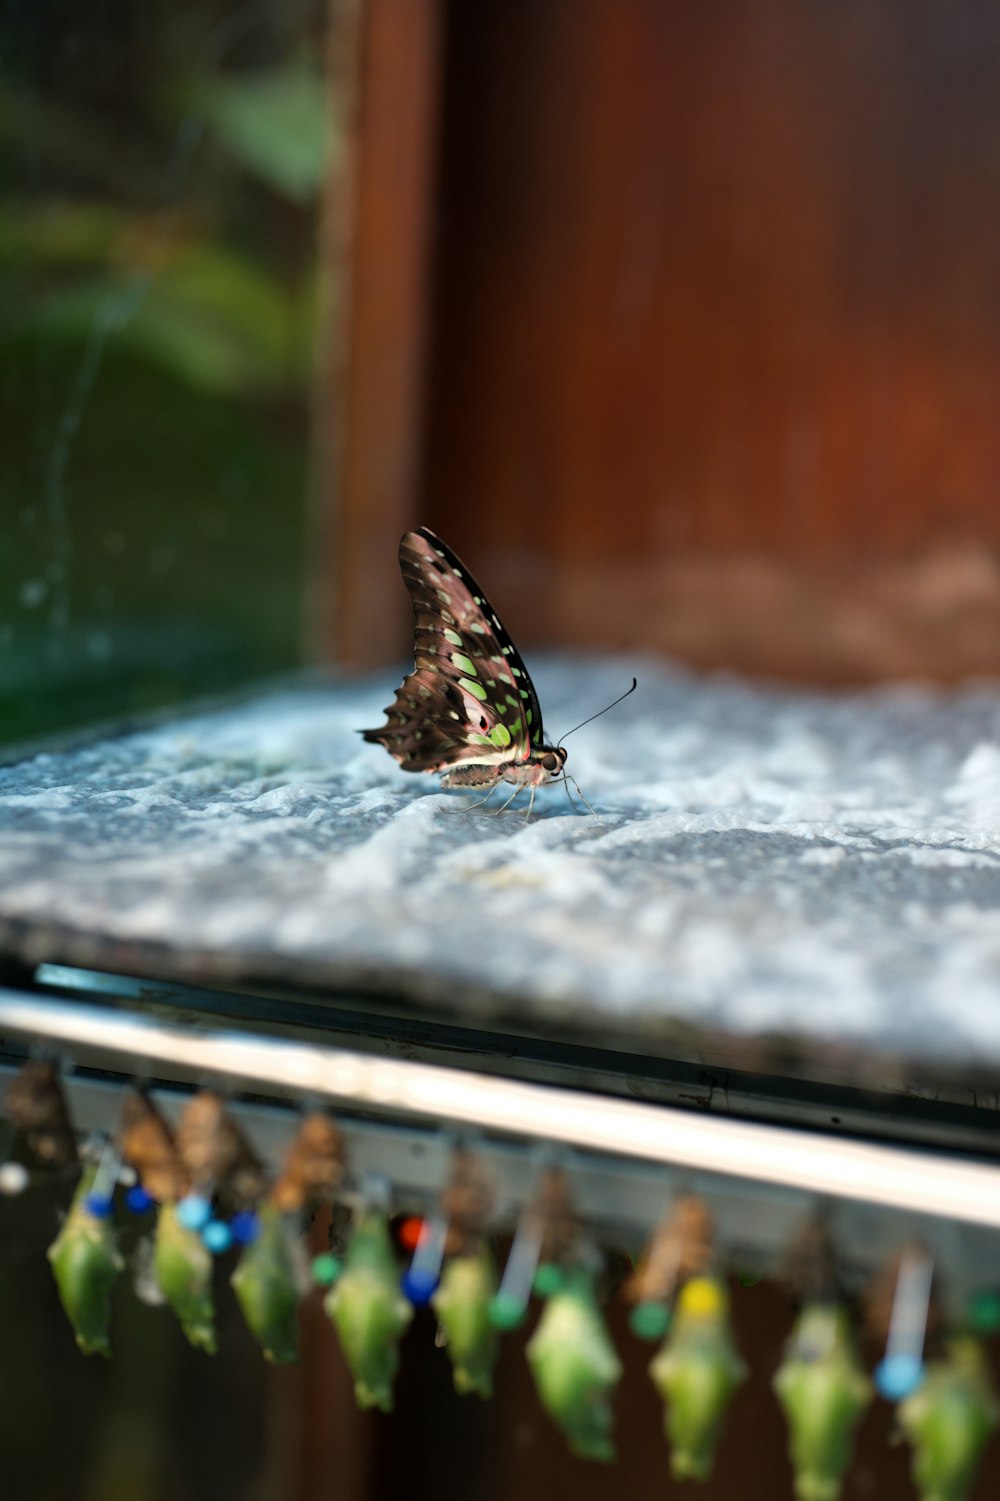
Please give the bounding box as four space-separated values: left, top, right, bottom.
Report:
2 659 1000 1074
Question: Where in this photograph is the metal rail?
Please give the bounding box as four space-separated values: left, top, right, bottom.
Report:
2 989 1000 1232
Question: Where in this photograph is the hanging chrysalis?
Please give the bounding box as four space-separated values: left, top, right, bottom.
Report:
175 1090 265 1208
6 1060 78 1170
897 1336 999 1501
626 1194 714 1342
405 1148 500 1398
649 1274 747 1480
154 1201 217 1353
269 1112 344 1212
47 1165 124 1357
433 1243 500 1398
231 1113 341 1363
772 1217 873 1501
325 1208 413 1411
774 1303 873 1501
121 1090 218 1353
231 1201 301 1364
154 1090 273 1351
119 1090 187 1204
526 1263 623 1462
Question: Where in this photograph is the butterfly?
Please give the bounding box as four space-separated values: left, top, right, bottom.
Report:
361 527 568 813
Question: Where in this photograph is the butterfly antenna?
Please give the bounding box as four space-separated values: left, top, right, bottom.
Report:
557 677 637 749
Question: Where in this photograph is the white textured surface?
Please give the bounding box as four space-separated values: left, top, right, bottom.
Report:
2 658 1000 1065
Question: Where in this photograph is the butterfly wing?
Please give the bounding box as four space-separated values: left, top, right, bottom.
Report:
362 527 545 774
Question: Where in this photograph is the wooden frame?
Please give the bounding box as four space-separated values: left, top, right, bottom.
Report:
326 0 1000 684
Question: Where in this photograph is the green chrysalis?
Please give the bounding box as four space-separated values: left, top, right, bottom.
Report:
649 1274 747 1480
154 1201 217 1353
47 1166 123 1357
325 1210 412 1412
231 1202 301 1364
897 1336 999 1501
525 1264 622 1462
432 1244 500 1398
773 1302 873 1501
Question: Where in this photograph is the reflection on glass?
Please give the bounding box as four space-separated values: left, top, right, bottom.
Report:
0 0 332 743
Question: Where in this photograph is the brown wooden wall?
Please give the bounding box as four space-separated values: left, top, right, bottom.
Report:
332 0 1000 682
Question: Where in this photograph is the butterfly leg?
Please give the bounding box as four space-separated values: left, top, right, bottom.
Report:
491 782 525 815
524 783 537 820
461 782 504 813
564 771 604 823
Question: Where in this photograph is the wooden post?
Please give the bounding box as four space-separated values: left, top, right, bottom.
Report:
314 0 444 669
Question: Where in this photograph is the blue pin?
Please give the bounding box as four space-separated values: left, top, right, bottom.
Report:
874 1247 933 1401
230 1210 260 1246
203 1219 233 1255
125 1184 156 1215
401 1214 449 1306
875 1352 925 1402
490 1207 545 1331
177 1193 213 1231
84 1135 122 1219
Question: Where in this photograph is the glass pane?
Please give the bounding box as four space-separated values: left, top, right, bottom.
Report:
0 0 332 744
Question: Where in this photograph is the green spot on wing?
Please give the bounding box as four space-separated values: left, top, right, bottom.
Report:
459 677 488 701
490 723 512 748
443 628 463 647
451 652 477 676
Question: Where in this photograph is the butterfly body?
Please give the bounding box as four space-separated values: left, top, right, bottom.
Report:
439 756 565 792
361 528 566 798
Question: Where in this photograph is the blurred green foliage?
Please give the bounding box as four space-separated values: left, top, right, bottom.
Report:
0 0 332 745
195 62 330 206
